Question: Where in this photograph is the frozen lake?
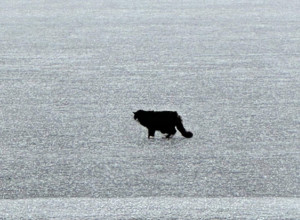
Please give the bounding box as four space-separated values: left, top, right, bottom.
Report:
1 197 299 219
1 0 299 218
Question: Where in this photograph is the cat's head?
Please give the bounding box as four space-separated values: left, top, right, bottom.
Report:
133 110 145 121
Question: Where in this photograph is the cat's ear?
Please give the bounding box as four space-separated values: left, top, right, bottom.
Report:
133 112 136 114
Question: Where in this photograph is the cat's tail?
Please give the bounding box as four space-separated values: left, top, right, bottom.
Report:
176 115 193 138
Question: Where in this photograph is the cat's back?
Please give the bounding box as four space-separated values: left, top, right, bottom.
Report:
136 110 178 124
151 111 178 123
154 110 177 117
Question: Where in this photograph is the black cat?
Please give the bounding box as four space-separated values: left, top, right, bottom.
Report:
133 110 193 138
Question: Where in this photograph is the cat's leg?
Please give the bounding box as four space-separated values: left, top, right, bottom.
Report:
148 129 155 139
166 127 176 139
160 129 168 138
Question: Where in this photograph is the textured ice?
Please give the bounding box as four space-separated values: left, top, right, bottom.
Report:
0 0 299 218
1 197 299 219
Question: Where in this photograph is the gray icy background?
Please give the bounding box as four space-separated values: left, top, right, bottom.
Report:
0 0 299 219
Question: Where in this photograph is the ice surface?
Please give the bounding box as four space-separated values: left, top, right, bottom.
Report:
0 0 299 218
1 197 299 219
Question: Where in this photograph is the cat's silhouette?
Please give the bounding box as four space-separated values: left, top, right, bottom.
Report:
133 110 193 139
